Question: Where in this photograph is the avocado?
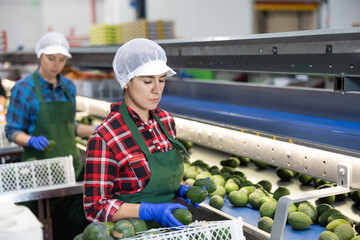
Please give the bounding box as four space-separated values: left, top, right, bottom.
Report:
248 190 267 209
317 203 333 216
254 161 269 169
298 202 318 223
318 209 341 226
209 195 224 210
210 185 226 198
258 216 273 234
83 222 112 240
145 220 162 229
43 139 56 154
276 167 295 181
232 170 247 180
193 178 217 193
172 208 192 225
259 196 276 206
191 159 209 169
128 218 148 234
239 156 251 166
350 190 360 205
288 212 312 230
314 178 334 188
259 200 277 219
225 182 239 195
221 166 235 173
273 186 291 201
220 157 240 168
239 186 256 196
112 220 135 239
257 180 272 193
298 173 314 185
103 222 115 235
228 190 248 207
185 186 209 204
210 174 226 187
317 184 336 205
327 213 353 226
184 178 195 186
326 219 351 232
333 224 355 240
319 231 340 240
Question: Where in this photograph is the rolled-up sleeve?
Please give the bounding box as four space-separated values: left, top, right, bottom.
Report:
83 133 123 222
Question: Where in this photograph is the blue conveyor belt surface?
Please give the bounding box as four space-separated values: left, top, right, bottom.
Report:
203 197 325 239
159 96 360 152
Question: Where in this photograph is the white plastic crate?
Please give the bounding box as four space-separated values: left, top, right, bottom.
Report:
0 155 76 194
125 217 245 240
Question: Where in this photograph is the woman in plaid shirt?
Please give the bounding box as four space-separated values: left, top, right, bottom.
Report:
84 38 202 227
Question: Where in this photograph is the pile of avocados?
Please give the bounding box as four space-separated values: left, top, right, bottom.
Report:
182 142 360 240
75 208 193 240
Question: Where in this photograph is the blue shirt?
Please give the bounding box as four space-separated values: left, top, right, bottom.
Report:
5 70 77 141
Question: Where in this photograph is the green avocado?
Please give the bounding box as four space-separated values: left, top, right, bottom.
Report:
172 208 192 225
186 186 209 204
43 140 56 154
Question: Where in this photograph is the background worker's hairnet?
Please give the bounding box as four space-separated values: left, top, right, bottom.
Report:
36 32 72 59
112 38 176 89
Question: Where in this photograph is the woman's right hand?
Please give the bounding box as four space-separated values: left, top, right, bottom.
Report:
28 136 49 151
139 202 187 227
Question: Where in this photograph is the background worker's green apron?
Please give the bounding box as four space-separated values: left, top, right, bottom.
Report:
114 101 188 204
21 72 87 240
22 72 82 179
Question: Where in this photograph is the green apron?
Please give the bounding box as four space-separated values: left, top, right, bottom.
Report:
114 101 188 203
22 72 82 179
21 72 87 240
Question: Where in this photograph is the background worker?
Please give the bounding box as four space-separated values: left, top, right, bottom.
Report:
5 31 97 239
84 38 203 226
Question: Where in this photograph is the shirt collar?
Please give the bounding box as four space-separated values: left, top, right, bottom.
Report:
36 69 64 90
111 102 156 122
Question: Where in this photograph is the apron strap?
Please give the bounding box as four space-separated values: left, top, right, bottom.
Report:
120 101 152 157
120 100 189 158
153 113 189 157
32 71 71 102
32 72 44 102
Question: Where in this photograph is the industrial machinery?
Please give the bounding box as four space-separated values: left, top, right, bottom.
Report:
1 27 360 240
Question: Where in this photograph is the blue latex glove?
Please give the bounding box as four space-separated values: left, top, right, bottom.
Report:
95 125 100 131
177 184 204 208
28 136 49 151
139 202 188 227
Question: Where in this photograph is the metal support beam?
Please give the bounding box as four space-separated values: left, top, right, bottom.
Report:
270 162 351 240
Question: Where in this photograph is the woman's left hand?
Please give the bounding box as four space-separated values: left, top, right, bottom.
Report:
176 184 202 208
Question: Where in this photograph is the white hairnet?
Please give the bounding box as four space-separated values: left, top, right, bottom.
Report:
112 38 176 89
35 32 71 59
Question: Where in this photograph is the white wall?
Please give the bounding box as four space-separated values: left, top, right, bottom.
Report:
0 0 91 52
146 0 253 39
1 0 360 52
319 0 360 29
0 0 43 51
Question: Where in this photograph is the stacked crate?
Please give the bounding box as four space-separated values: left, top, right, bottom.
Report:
89 20 175 46
122 19 148 43
89 24 116 45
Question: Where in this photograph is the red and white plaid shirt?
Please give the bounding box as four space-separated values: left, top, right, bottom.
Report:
84 102 176 222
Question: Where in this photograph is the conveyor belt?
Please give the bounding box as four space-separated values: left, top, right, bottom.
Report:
159 95 360 153
203 197 325 239
188 144 359 239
